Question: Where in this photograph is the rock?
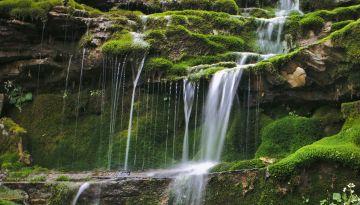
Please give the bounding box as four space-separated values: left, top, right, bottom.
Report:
0 94 4 115
282 67 307 88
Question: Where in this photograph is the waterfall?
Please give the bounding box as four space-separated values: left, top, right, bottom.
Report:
108 56 127 170
182 79 195 162
257 0 301 54
200 68 244 162
72 182 90 205
124 54 147 171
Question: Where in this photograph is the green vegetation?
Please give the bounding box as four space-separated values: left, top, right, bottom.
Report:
328 19 360 63
3 81 32 112
0 200 19 205
102 30 149 56
55 175 71 181
147 10 249 35
211 159 265 172
213 0 239 15
0 186 24 204
269 101 360 177
48 183 74 205
299 15 325 32
320 183 360 205
255 116 323 159
145 57 173 73
0 0 101 22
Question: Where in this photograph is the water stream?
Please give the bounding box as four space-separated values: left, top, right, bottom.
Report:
182 79 195 162
124 54 147 170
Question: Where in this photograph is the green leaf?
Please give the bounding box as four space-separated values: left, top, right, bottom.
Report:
333 193 342 202
24 93 32 101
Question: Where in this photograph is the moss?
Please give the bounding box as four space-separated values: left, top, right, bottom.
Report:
48 183 74 205
0 200 19 205
147 10 247 35
178 0 212 10
0 186 24 203
331 20 354 32
0 0 101 22
312 106 343 125
212 159 265 172
213 0 239 15
244 8 275 18
102 31 149 56
206 35 246 51
189 66 225 80
145 57 173 73
341 100 360 119
29 175 47 182
328 19 360 63
55 175 71 181
269 101 360 177
256 116 324 159
299 15 325 32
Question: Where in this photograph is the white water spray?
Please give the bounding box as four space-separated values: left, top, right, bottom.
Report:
182 79 195 162
124 54 147 170
72 182 90 205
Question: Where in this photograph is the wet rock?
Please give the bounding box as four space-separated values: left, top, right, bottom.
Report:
282 67 307 88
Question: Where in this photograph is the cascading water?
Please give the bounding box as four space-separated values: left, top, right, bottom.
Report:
257 0 301 54
124 54 147 170
72 182 90 205
182 79 195 162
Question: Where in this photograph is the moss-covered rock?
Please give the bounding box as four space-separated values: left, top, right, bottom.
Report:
255 116 323 159
269 101 360 177
213 0 239 15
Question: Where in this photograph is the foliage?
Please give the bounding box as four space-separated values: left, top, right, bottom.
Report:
0 0 101 22
328 19 360 63
320 183 360 205
255 116 323 159
48 183 74 205
55 175 71 181
145 57 173 73
213 0 239 15
3 81 32 112
269 101 360 177
178 0 212 10
102 31 149 56
299 15 325 32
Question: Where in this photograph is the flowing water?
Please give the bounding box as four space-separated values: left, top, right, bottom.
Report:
182 79 195 162
72 182 90 205
124 54 147 170
164 0 302 204
257 0 301 54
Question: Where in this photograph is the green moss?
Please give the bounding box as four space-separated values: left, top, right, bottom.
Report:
328 19 360 63
0 186 24 203
145 57 173 73
178 0 212 10
102 31 149 56
148 10 247 35
299 15 325 32
0 0 101 22
55 175 71 181
0 200 19 205
213 0 239 15
207 35 246 51
256 116 323 159
48 183 74 205
29 175 47 182
269 101 360 177
331 20 354 32
212 159 265 172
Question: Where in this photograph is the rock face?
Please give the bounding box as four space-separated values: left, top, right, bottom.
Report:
2 163 359 205
3 177 171 205
0 6 114 90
